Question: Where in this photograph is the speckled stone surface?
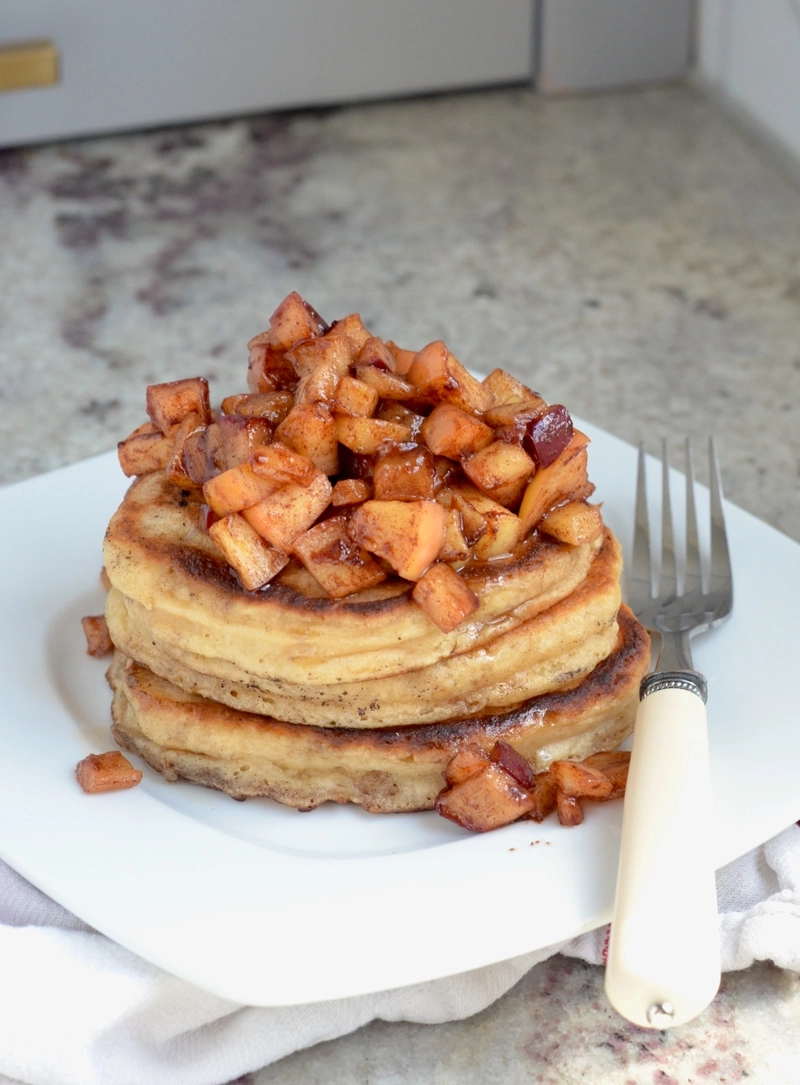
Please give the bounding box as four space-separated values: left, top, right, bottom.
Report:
1 83 800 1083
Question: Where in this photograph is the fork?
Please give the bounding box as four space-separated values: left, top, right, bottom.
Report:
604 439 734 1030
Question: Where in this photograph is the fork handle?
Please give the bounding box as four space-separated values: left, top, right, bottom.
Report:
605 681 720 1029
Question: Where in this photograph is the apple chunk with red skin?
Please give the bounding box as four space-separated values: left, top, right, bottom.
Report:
411 561 479 632
348 499 446 581
518 431 593 534
523 404 574 468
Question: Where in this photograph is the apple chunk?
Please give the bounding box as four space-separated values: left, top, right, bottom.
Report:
259 290 327 349
242 472 333 553
275 402 338 475
331 478 372 506
208 513 290 590
412 562 479 632
462 441 535 508
76 751 143 794
481 368 541 407
250 442 319 488
348 499 446 581
333 375 379 418
373 446 436 501
203 462 280 516
146 377 211 434
334 416 411 455
117 422 172 477
539 501 603 547
518 432 593 534
292 515 387 599
435 763 535 832
444 744 492 787
449 485 523 559
407 341 494 415
420 403 493 460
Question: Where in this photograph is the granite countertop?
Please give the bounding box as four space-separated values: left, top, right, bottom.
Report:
1 82 800 1083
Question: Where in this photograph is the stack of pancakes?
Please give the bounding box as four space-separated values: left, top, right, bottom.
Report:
104 470 650 813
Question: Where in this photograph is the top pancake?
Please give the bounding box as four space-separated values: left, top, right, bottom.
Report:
103 471 625 728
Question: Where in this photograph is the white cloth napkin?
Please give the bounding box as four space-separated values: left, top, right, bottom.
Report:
1 823 799 1085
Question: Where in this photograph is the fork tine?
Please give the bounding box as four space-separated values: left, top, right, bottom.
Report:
659 439 677 600
684 439 702 597
708 438 733 603
630 443 653 599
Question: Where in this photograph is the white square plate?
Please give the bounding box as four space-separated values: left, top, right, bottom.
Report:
1 421 798 1006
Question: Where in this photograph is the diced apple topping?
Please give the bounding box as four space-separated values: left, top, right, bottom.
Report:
436 763 536 832
483 398 548 432
292 515 387 598
246 337 298 393
250 442 319 488
385 340 417 376
220 391 294 424
146 377 211 435
81 614 113 657
242 472 333 553
481 368 541 407
444 744 492 787
334 415 411 455
275 402 339 475
203 462 280 517
407 341 495 415
539 501 604 547
523 404 574 468
348 499 446 581
356 336 397 371
333 375 380 418
331 478 372 506
411 561 479 632
435 744 631 833
164 412 206 487
462 441 535 508
353 365 416 401
258 290 328 350
208 513 290 590
76 751 143 794
518 431 593 534
420 403 493 459
490 740 534 788
119 292 602 629
439 506 472 563
117 422 172 477
373 446 436 501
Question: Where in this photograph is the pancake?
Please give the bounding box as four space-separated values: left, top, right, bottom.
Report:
108 605 650 813
104 472 624 728
100 295 651 818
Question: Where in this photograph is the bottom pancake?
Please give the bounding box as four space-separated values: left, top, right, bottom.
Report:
109 605 650 814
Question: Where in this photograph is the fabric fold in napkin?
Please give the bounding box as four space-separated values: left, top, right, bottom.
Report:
1 823 799 1085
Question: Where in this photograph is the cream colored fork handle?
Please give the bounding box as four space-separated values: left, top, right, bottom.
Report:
605 686 720 1029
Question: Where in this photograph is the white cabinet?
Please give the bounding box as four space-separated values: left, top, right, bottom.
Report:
0 0 534 147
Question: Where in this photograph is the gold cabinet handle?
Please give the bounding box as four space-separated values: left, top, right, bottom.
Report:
0 40 59 93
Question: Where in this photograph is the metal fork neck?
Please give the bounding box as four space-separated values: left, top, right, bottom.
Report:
657 628 694 674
